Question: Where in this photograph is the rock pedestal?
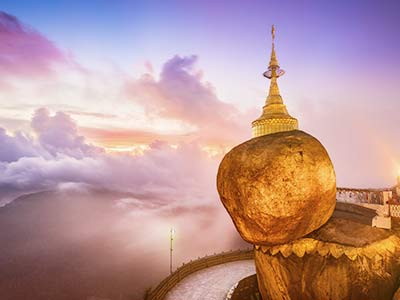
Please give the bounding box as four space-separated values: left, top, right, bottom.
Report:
254 217 400 300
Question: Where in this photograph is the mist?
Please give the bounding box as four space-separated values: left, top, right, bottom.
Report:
0 186 247 300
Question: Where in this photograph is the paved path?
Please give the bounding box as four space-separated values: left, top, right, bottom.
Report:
164 260 255 300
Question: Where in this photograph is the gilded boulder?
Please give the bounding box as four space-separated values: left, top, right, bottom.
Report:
217 130 336 245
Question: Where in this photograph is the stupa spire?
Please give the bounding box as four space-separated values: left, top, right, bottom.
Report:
251 25 298 137
269 25 279 68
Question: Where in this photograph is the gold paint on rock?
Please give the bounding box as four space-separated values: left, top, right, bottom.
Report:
253 235 400 260
254 234 400 300
217 130 336 245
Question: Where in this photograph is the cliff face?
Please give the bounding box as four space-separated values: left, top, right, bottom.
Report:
254 217 400 300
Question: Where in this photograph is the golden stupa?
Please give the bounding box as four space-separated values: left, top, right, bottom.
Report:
252 25 298 137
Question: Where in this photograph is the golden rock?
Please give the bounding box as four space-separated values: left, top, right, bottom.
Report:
217 130 336 245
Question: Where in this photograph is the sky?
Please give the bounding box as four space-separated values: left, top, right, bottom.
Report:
0 0 400 207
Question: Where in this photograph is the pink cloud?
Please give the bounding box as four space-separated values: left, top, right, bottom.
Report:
144 60 154 74
31 108 103 158
0 11 251 148
0 11 67 78
79 126 185 147
126 55 252 146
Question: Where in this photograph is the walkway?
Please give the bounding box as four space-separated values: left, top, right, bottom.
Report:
164 260 255 300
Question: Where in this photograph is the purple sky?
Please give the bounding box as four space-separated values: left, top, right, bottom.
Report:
0 0 400 206
0 3 399 299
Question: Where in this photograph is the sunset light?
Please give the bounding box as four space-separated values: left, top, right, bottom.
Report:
1 1 400 300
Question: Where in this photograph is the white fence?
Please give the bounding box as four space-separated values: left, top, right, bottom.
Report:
390 205 400 218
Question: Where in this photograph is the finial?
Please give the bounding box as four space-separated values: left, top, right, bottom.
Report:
271 25 275 44
264 25 282 78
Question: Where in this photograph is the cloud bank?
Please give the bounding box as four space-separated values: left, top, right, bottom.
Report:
0 108 221 207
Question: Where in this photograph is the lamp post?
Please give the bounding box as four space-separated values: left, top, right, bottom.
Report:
397 174 400 188
397 174 400 202
170 228 175 274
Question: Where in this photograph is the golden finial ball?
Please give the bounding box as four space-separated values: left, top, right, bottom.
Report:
217 130 336 245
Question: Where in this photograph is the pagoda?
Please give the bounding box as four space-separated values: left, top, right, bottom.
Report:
252 25 298 137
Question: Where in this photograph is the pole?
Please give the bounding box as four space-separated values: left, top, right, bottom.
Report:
170 228 174 274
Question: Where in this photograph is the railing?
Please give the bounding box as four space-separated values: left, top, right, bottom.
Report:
337 187 393 192
337 186 400 218
390 205 400 218
144 248 254 300
226 274 260 300
336 186 396 205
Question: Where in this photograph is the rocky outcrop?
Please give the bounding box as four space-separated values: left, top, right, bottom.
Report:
254 217 400 300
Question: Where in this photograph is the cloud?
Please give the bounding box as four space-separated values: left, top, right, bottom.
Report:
0 11 251 149
0 109 220 206
79 127 185 149
31 108 102 158
0 142 219 203
0 28 249 203
126 55 252 146
0 187 247 299
0 10 399 194
0 11 67 78
0 128 43 162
